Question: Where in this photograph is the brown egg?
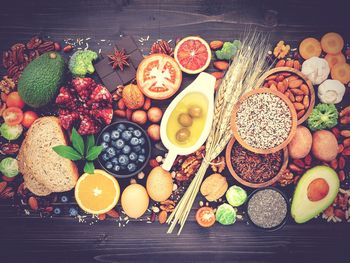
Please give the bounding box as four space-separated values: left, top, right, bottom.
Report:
176 128 191 142
178 113 193 127
146 167 173 202
188 106 202 118
121 184 149 219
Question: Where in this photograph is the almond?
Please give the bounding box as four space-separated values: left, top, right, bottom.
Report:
343 138 350 147
289 163 303 173
211 71 224 79
143 97 152 110
289 79 303 89
289 92 296 102
117 99 126 110
286 75 298 82
330 159 338 170
285 60 294 67
267 80 277 87
300 84 309 95
275 59 286 67
276 75 285 82
339 156 346 170
0 181 7 193
107 209 120 218
293 102 305 111
338 144 344 154
293 159 305 168
149 159 159 168
213 61 229 71
338 170 345 182
303 95 309 108
332 127 341 139
290 88 304 96
281 72 292 77
340 130 350 137
28 196 39 211
277 82 286 93
158 210 167 224
209 40 223 50
63 45 73 53
293 60 301 70
266 75 277 81
342 146 350 156
295 95 303 102
270 84 277 91
98 213 106 220
297 109 305 119
304 154 312 166
114 109 126 118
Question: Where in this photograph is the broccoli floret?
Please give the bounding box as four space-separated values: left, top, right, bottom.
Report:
307 103 339 131
69 50 98 77
215 40 241 60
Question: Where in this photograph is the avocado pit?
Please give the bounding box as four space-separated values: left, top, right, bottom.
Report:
307 178 329 202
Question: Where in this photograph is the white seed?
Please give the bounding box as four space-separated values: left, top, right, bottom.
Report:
172 184 178 191
152 206 160 213
156 156 163 162
199 201 204 207
171 171 176 178
137 172 145 180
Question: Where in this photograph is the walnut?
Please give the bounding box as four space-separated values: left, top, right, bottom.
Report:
160 200 176 212
150 40 174 57
278 169 294 187
211 156 226 173
174 146 205 181
112 85 124 101
0 76 16 94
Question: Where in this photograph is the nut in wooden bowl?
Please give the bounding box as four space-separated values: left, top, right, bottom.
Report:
258 67 315 125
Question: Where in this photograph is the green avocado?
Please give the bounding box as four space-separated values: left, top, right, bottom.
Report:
291 165 339 224
18 52 65 108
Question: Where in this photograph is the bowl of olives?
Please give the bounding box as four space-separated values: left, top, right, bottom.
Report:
97 121 151 178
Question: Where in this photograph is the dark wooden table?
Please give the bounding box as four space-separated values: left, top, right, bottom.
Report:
1 0 350 262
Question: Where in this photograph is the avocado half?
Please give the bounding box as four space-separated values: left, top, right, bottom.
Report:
291 165 339 224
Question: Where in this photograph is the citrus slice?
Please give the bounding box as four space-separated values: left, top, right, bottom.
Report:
174 36 211 74
136 54 182 100
75 169 120 214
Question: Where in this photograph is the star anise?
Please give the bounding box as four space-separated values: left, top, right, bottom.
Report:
108 48 130 71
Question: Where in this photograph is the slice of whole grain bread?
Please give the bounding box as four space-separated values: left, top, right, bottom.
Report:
18 117 78 195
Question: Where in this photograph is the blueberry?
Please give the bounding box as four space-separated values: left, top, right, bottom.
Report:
138 154 146 163
129 152 138 161
69 207 78 217
111 157 119 165
133 145 142 153
122 145 131 154
130 137 139 146
117 123 126 131
105 161 113 169
133 129 142 138
60 195 69 203
101 153 110 161
127 163 137 172
118 154 129 166
106 147 116 158
139 137 146 145
113 165 121 172
128 126 134 131
101 142 109 150
102 132 111 142
115 139 125 149
54 207 61 215
121 130 132 141
111 130 120 140
140 148 146 154
120 165 126 170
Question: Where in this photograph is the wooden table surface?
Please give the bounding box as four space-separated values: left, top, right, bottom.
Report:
1 0 350 262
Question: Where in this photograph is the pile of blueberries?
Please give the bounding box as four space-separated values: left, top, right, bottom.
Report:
99 123 149 174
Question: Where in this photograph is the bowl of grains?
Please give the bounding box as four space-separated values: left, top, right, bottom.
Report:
231 88 297 154
246 187 289 231
259 67 315 125
225 138 288 188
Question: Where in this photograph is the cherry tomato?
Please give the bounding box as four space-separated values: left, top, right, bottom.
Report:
195 207 216 228
3 107 23 126
6 92 25 109
22 111 39 128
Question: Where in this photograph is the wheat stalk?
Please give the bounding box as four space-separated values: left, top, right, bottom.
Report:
167 30 271 235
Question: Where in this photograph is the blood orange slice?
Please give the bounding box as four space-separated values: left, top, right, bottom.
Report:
174 36 211 74
136 54 182 100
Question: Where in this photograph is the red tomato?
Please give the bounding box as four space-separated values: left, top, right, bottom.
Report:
195 207 216 228
6 92 25 109
22 111 39 128
3 107 23 126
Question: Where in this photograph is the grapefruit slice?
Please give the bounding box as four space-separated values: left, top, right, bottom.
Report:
136 54 182 100
174 36 211 74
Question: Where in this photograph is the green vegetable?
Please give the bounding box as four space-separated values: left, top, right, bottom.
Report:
68 50 98 77
216 203 236 225
18 52 65 108
52 127 103 174
307 103 338 131
0 123 23 140
0 157 19 178
215 40 241 60
226 185 247 207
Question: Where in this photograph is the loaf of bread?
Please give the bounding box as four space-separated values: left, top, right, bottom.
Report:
18 116 78 196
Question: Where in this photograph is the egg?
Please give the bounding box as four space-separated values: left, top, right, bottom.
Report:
121 184 149 218
146 167 173 202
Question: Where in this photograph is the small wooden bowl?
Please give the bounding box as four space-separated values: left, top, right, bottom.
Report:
225 137 289 188
231 88 297 154
256 67 315 125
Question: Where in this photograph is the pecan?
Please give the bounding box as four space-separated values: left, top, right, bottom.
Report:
17 182 27 197
11 43 25 65
0 186 14 199
211 156 226 173
37 41 55 53
26 36 43 49
160 199 175 212
0 143 19 155
28 50 40 61
174 146 205 181
150 40 174 57
2 51 13 69
278 169 294 187
7 65 20 78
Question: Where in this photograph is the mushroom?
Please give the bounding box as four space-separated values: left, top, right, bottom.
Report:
301 57 330 85
318 79 345 104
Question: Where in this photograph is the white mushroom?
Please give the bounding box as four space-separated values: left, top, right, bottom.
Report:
318 79 345 104
302 57 330 85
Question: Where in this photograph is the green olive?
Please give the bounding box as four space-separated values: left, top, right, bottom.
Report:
188 106 202 118
176 128 191 142
178 113 193 127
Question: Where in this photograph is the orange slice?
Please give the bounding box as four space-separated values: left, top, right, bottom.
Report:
299 38 322 60
325 53 346 69
75 169 120 214
331 63 350 84
321 32 344 54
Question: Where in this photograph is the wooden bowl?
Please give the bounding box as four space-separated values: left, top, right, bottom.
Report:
256 67 315 125
231 88 297 154
225 137 289 188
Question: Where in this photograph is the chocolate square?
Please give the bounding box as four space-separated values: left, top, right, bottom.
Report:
102 71 123 93
129 49 144 69
115 36 138 54
94 57 114 78
117 64 136 84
